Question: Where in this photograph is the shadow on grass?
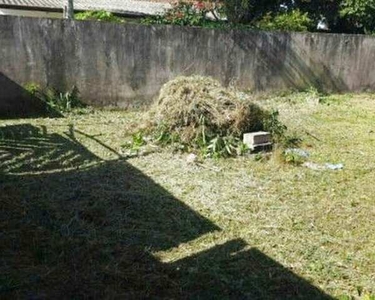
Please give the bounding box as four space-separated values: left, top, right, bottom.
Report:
0 124 333 299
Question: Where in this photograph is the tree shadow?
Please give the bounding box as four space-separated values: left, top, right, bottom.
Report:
0 72 51 119
229 30 348 92
0 124 333 299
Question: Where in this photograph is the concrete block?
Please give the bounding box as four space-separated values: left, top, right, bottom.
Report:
243 131 272 150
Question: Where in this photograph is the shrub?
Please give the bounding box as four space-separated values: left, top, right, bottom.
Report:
222 0 250 23
142 1 219 27
340 0 375 34
256 9 313 32
263 110 287 140
75 10 125 23
25 84 85 115
222 0 275 24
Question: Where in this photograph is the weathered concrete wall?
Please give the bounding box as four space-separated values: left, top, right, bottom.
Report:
1 15 375 108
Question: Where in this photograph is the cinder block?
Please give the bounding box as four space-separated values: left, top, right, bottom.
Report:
243 131 272 150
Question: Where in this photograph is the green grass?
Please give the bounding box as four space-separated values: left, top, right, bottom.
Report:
1 93 375 299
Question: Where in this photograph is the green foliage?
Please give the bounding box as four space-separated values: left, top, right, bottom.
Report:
204 135 249 158
273 0 374 34
121 132 148 155
262 110 301 148
141 0 375 34
126 132 146 151
291 0 341 30
153 123 181 146
141 1 238 29
190 125 250 159
25 84 85 114
222 0 285 24
340 0 375 33
222 0 251 23
150 121 249 159
75 10 125 23
127 107 290 159
256 9 313 32
125 124 252 159
24 82 40 95
131 132 146 149
262 110 287 141
281 148 308 165
142 2 209 26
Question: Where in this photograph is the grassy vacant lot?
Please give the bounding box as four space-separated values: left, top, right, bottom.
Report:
1 92 375 299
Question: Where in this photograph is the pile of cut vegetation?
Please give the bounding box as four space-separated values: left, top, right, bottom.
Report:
133 76 285 157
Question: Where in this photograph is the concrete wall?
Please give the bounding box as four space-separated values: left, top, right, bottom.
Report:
1 15 375 108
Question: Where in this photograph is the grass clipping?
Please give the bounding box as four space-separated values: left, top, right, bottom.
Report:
147 76 268 148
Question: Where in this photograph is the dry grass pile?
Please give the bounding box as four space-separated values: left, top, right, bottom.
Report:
147 76 267 143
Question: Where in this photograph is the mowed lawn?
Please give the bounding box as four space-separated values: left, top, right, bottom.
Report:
1 93 374 299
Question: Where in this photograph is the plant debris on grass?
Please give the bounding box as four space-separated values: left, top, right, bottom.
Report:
1 91 375 299
129 76 288 158
149 76 266 140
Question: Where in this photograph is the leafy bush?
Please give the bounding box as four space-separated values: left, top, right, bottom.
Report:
142 1 219 27
222 0 251 23
263 110 287 140
222 0 283 24
25 84 85 115
75 10 125 23
141 0 375 35
142 1 252 30
340 0 375 34
256 9 313 32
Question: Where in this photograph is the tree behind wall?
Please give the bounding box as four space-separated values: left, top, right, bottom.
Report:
292 0 348 32
222 0 285 23
219 0 375 33
340 0 375 33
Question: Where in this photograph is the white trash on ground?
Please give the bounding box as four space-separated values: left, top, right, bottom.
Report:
303 162 344 171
